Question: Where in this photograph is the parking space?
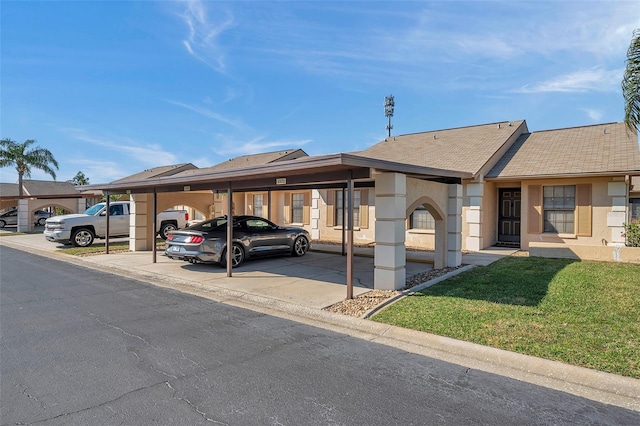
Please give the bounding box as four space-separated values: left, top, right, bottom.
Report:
0 233 437 309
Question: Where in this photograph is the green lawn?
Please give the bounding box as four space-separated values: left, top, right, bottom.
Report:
372 256 640 378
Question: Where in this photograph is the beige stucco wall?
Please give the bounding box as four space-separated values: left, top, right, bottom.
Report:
156 191 215 220
530 242 640 263
404 178 448 250
518 177 617 250
315 189 375 244
312 178 449 251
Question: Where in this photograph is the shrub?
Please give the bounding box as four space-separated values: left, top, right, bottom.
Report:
623 222 640 247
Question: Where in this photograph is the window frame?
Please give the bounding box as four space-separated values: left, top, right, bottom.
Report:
542 185 576 234
409 204 435 231
291 193 304 224
253 194 263 218
335 189 360 228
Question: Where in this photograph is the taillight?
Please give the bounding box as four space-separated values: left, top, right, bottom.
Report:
167 234 175 241
188 235 204 244
184 212 189 221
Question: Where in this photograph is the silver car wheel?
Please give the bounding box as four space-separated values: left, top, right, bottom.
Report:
37 217 46 226
292 236 309 256
0 220 5 228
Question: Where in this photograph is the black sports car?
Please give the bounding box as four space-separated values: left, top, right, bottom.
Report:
164 215 310 267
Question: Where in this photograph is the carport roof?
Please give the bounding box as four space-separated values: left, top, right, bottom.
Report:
81 152 472 194
0 180 82 200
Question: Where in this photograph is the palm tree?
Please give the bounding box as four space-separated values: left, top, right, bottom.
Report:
623 29 640 133
0 138 59 198
70 171 89 186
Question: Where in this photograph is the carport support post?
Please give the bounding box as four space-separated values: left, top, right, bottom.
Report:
346 174 354 299
373 172 406 290
152 189 157 263
105 192 110 254
226 183 233 277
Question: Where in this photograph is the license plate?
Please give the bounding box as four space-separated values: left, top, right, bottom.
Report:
170 246 181 252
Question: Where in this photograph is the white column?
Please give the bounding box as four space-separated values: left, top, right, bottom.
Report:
129 194 150 251
447 184 463 267
76 198 86 213
608 182 627 246
17 199 30 232
374 172 406 290
311 189 320 240
465 182 484 251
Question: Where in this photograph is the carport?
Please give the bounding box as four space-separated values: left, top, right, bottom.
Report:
84 152 471 297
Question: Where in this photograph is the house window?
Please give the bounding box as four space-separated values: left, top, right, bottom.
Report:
253 194 263 217
543 185 575 233
336 189 360 227
631 198 640 224
410 205 435 230
291 193 304 223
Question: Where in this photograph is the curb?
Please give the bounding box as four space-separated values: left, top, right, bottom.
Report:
362 264 476 318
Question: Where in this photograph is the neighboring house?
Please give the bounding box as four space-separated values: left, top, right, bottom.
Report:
0 180 92 231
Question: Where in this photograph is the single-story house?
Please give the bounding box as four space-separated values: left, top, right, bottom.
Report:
0 180 97 231
82 119 640 290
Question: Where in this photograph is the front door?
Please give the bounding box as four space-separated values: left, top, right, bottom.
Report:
498 188 521 244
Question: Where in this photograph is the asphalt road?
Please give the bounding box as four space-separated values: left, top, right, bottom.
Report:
1 246 638 425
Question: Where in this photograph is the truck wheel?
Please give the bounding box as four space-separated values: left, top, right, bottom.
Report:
219 244 245 268
159 223 177 240
37 217 46 226
71 228 94 247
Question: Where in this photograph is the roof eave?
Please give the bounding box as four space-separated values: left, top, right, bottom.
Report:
81 153 472 192
485 170 640 181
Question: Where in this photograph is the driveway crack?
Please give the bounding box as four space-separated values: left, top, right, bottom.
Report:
165 381 228 424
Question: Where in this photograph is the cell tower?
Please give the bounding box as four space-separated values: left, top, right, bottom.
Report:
384 95 394 138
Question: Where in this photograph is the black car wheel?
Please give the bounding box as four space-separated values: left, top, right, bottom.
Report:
71 228 94 247
292 236 309 256
220 243 245 268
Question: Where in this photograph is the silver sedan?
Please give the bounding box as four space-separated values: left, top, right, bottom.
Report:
164 215 310 268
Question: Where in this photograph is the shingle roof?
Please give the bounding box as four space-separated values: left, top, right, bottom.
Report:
0 180 83 199
486 122 640 179
22 180 80 197
0 183 20 198
355 120 527 176
112 163 198 183
175 149 309 176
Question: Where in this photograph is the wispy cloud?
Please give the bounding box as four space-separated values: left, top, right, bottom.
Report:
67 158 127 183
177 0 234 72
581 108 604 122
217 136 311 156
165 99 244 129
515 68 623 94
60 128 178 167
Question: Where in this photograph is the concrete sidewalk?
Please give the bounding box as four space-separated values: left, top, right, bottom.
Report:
1 232 639 412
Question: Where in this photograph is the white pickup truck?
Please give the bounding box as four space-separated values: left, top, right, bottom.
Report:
44 201 189 247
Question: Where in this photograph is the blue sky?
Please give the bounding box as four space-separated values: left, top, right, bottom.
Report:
1 1 638 184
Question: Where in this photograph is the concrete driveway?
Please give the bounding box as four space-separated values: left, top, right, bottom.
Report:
0 232 438 309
